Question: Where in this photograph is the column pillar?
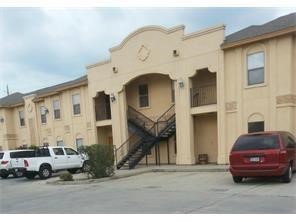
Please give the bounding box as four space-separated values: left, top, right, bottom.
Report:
175 77 195 165
110 88 128 149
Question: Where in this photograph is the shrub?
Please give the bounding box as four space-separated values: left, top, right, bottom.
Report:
83 144 114 179
59 172 73 181
29 145 39 150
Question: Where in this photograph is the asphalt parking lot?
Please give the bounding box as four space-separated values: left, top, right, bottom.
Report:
0 171 295 213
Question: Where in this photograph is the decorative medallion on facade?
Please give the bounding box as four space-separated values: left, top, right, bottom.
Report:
137 45 150 62
276 94 296 105
27 103 33 113
226 101 237 112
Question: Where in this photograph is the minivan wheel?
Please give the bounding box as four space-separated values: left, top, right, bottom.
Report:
233 176 243 183
281 164 292 183
39 165 52 180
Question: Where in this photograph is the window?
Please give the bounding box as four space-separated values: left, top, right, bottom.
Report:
65 148 78 155
171 80 175 103
53 100 61 119
248 121 264 133
138 84 149 107
282 133 296 149
53 148 65 155
19 110 25 126
40 106 47 124
57 140 64 146
76 138 83 149
10 151 35 158
233 134 279 151
72 94 81 115
247 52 264 85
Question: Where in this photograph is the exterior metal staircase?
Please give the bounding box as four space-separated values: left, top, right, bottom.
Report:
115 104 176 169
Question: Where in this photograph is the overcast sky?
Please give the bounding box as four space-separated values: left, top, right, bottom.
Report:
0 7 295 97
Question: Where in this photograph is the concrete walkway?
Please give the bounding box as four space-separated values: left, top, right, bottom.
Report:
47 164 229 185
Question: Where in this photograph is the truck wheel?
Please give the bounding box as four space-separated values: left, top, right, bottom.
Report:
39 165 52 180
82 161 90 172
0 172 9 179
233 176 243 183
67 169 78 174
24 172 36 180
281 164 292 183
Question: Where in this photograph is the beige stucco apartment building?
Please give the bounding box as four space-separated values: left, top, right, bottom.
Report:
0 13 295 167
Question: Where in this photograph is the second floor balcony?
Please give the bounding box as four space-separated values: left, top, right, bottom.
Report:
190 84 217 108
95 92 111 121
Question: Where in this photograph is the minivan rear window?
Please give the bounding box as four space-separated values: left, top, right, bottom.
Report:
233 135 279 151
0 152 4 159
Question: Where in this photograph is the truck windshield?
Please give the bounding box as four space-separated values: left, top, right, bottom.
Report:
0 152 3 159
233 134 279 151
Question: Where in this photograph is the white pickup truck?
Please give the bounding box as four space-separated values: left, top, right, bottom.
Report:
22 146 89 180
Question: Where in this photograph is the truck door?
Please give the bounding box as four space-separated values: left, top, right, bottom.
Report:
52 148 67 170
64 148 82 168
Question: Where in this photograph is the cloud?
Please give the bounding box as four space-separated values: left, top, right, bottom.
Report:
0 7 295 98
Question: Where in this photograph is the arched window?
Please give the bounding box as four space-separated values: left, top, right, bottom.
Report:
248 113 264 133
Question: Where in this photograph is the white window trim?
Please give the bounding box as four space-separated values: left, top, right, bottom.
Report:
244 46 267 89
138 83 151 109
72 93 82 116
18 110 26 128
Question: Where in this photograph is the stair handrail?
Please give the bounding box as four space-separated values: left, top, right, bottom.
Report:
116 104 176 168
128 105 156 132
115 122 157 166
156 104 175 122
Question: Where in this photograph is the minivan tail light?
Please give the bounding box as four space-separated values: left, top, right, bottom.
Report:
1 160 9 165
24 160 29 167
279 150 287 163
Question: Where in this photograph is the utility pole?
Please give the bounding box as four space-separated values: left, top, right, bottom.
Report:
6 85 9 95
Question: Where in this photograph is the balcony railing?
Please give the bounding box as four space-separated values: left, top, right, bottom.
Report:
190 84 217 107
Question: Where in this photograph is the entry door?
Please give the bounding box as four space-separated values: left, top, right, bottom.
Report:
52 148 67 170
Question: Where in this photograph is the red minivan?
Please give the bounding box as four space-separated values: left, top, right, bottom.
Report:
229 131 296 183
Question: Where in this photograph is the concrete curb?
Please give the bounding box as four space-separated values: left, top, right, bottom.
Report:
47 166 229 185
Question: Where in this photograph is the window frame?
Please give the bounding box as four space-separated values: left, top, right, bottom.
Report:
56 140 64 146
138 83 149 108
18 110 25 127
53 99 61 120
40 106 47 124
76 138 83 150
247 51 265 86
248 121 265 133
72 94 81 115
171 80 175 103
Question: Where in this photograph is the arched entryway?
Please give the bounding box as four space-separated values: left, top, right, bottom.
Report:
124 73 177 165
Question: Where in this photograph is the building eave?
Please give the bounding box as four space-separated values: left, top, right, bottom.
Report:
221 26 296 50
